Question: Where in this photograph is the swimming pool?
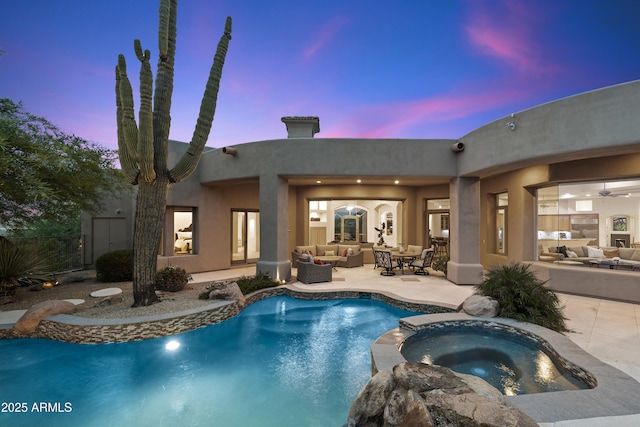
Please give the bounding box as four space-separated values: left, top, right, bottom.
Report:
0 296 420 427
401 325 591 395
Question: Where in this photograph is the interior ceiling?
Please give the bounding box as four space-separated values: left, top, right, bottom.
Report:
538 179 640 200
285 176 449 187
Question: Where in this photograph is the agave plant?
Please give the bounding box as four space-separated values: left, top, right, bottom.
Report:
0 238 55 296
475 262 569 333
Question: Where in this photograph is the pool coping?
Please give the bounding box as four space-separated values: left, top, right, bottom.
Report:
370 312 640 424
0 285 455 343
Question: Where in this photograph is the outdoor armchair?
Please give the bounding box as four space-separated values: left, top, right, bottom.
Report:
409 248 435 275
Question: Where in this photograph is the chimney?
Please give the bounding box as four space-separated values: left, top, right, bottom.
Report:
281 116 320 138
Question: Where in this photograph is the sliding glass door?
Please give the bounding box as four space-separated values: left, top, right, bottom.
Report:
231 210 260 264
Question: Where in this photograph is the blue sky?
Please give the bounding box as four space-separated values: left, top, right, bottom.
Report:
1 0 640 150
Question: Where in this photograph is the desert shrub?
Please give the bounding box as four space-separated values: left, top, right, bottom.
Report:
154 266 192 292
95 249 133 282
475 262 569 333
197 273 280 300
0 238 55 296
432 254 449 275
236 272 281 294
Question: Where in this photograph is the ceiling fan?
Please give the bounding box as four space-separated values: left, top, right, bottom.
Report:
598 183 630 198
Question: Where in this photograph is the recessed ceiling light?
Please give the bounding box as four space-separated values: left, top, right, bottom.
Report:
316 180 321 184
356 179 361 183
394 180 400 184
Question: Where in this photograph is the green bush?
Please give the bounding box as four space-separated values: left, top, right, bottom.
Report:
198 273 279 300
0 238 54 296
236 272 281 294
475 262 569 333
154 266 192 292
95 249 133 282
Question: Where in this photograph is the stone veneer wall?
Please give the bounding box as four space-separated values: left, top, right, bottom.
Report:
0 286 454 344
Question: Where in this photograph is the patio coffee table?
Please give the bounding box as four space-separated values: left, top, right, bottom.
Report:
317 255 340 271
589 259 636 271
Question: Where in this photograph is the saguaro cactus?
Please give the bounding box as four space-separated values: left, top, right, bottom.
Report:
115 0 232 306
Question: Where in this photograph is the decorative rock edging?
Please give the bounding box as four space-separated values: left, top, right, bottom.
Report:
371 312 640 424
0 286 454 344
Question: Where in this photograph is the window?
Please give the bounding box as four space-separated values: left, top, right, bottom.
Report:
173 208 194 255
496 193 508 254
536 179 640 251
334 205 367 242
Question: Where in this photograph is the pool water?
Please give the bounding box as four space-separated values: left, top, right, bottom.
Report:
401 326 590 395
0 296 419 427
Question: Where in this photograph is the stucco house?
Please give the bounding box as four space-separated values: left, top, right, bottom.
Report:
82 80 640 303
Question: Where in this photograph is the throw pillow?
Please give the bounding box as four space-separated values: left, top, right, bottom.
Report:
325 250 335 256
313 258 323 265
566 250 578 258
347 247 354 256
342 249 348 257
603 248 619 258
586 246 604 258
567 246 585 257
556 246 568 257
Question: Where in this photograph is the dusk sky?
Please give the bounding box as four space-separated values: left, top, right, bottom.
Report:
2 0 640 151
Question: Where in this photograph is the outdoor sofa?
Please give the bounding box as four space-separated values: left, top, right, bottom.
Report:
291 244 364 268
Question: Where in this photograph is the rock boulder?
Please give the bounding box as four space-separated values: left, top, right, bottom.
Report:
14 300 77 334
348 362 537 427
462 294 499 317
207 282 246 308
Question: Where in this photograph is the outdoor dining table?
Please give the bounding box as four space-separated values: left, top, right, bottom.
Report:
389 250 421 274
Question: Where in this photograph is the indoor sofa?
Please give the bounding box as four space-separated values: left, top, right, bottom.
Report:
291 244 364 268
539 245 640 267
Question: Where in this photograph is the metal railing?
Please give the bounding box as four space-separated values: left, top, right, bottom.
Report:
8 235 84 274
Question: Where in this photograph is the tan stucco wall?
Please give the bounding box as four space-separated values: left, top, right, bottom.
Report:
159 181 260 273
83 80 640 300
459 80 640 178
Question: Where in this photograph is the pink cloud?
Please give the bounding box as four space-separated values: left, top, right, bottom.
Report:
302 15 351 61
463 1 561 77
322 83 533 139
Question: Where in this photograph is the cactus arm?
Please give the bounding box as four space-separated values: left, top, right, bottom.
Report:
135 40 156 183
153 0 177 173
170 16 232 183
158 0 170 61
116 55 141 162
115 65 140 184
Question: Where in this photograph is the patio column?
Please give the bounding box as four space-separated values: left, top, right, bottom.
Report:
256 173 291 281
448 176 483 284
